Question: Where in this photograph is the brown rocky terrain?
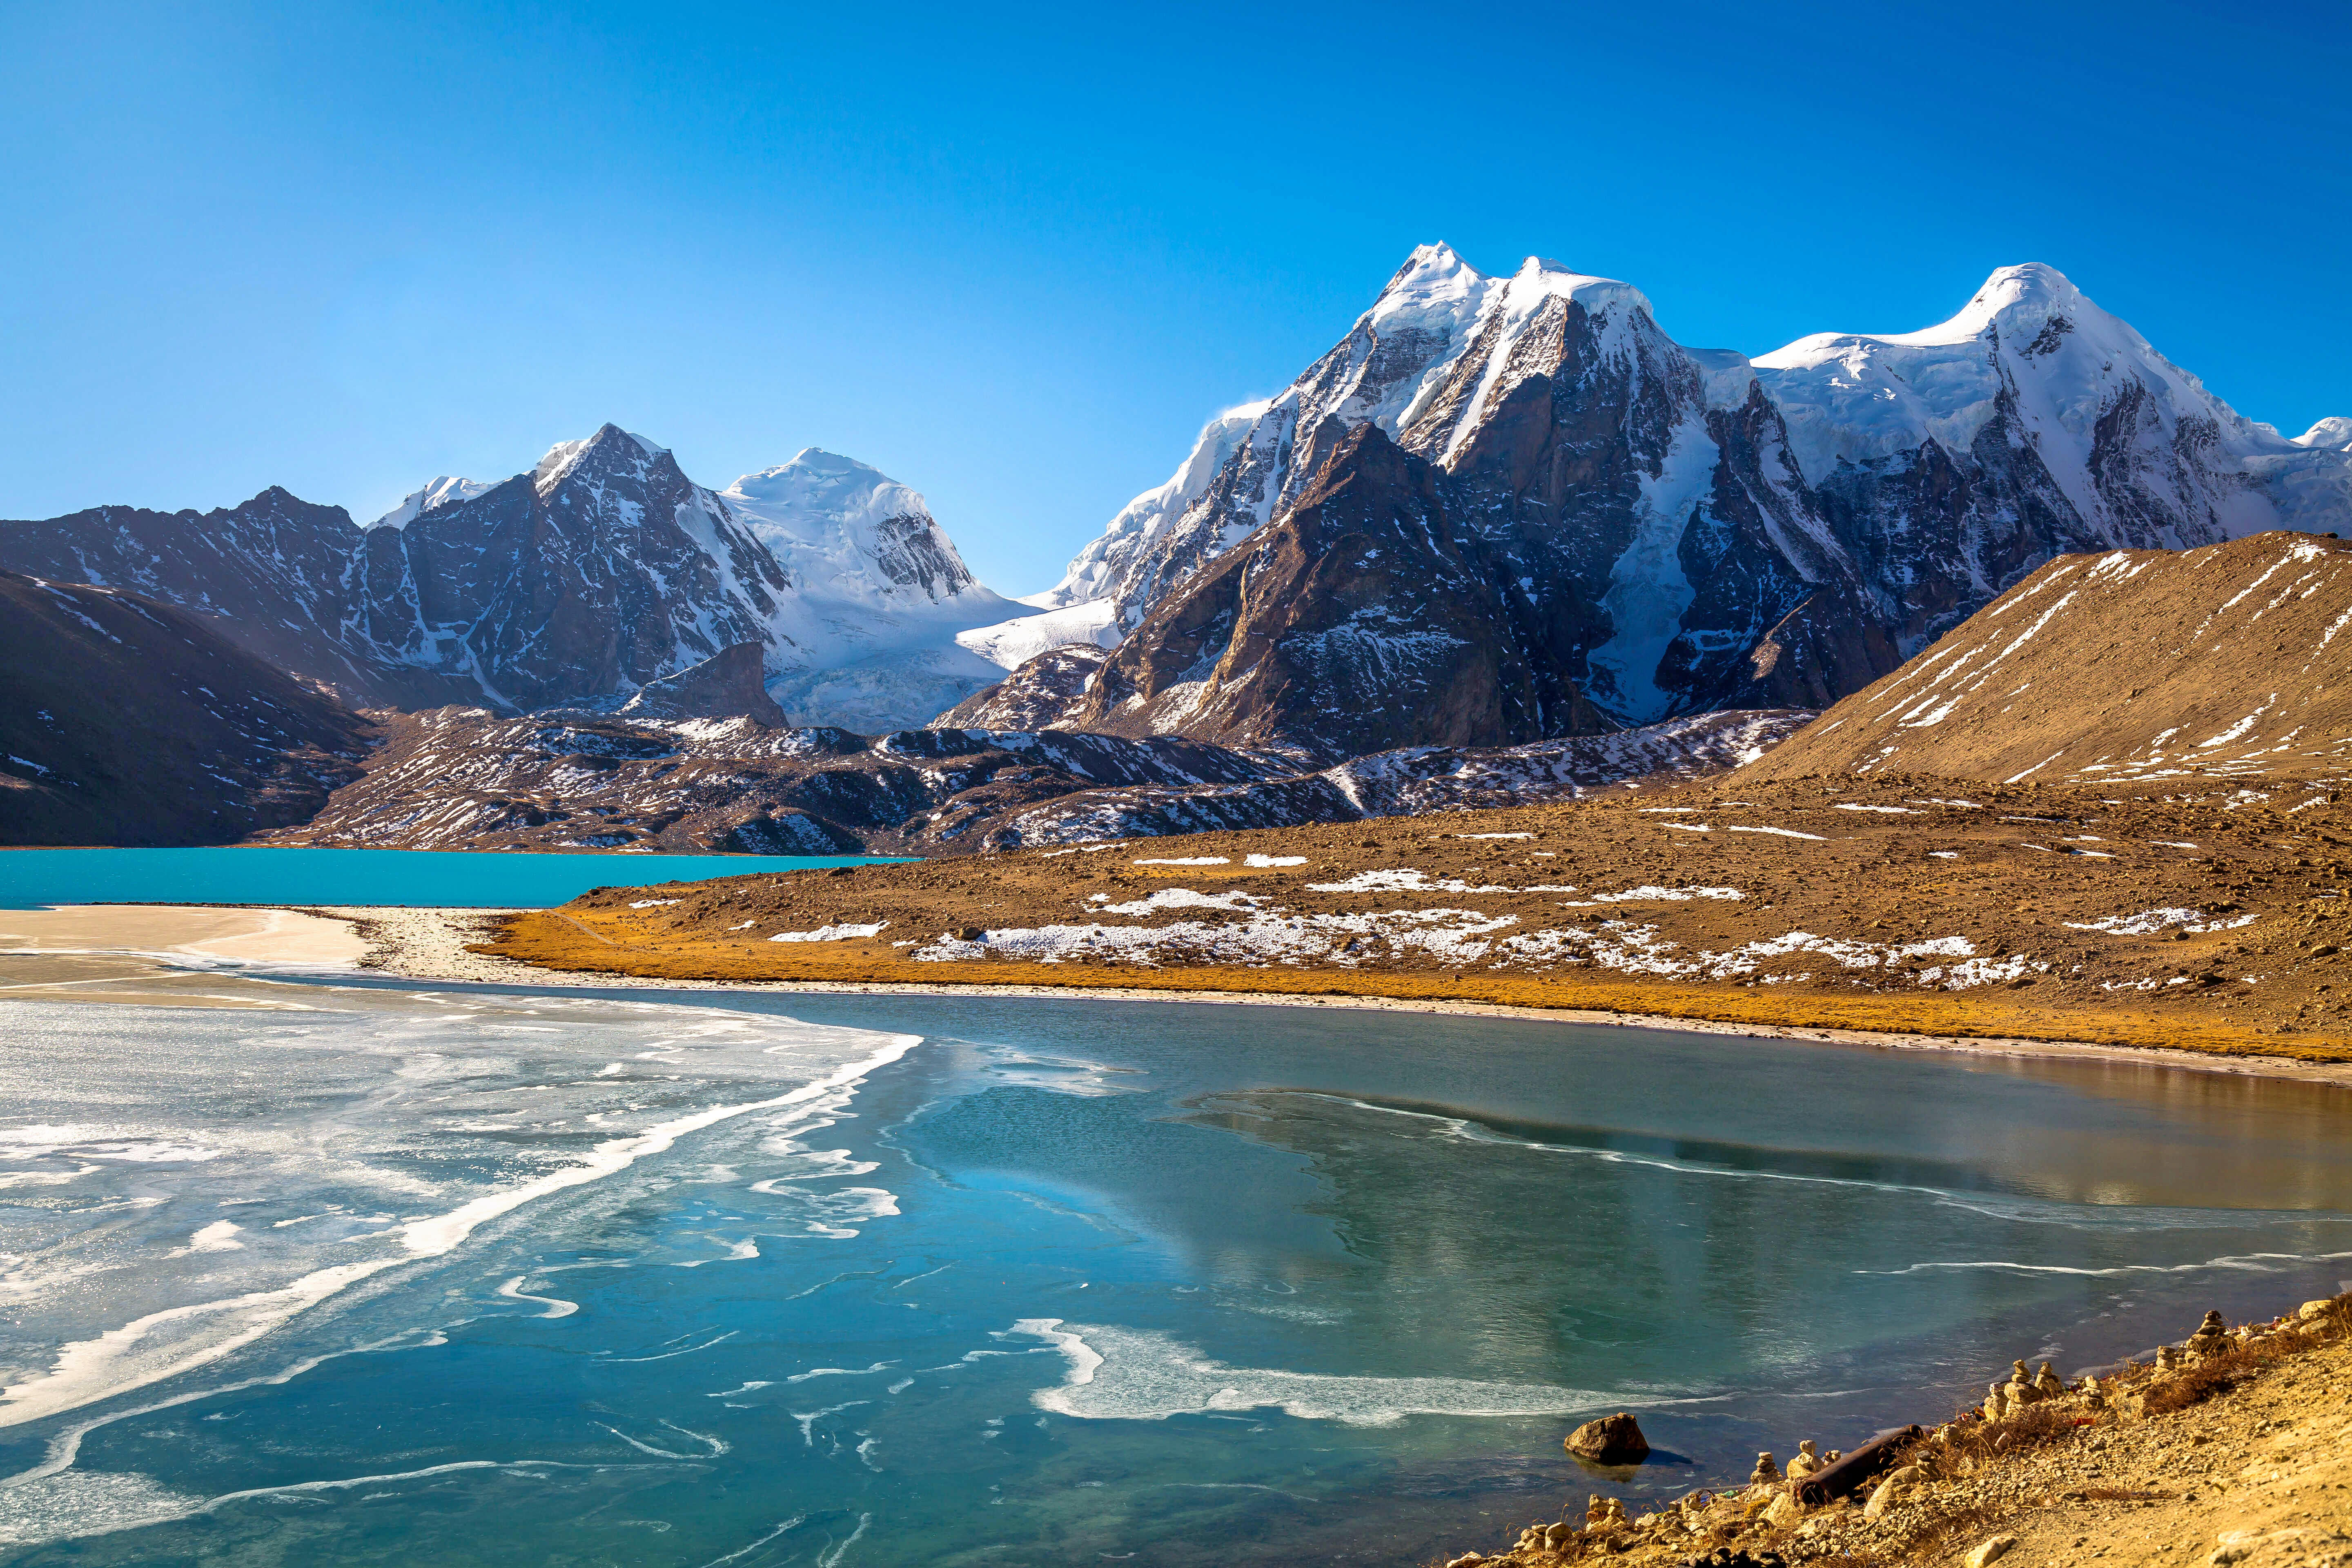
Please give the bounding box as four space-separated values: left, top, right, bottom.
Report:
484 771 2352 1060
1748 533 2352 788
0 570 372 845
1427 1294 2352 1568
259 707 1802 856
258 710 1292 855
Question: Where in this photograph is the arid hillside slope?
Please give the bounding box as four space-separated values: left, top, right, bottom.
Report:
1748 531 2352 786
0 570 372 844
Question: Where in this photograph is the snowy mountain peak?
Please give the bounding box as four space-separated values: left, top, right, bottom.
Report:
369 475 495 530
531 423 666 497
1935 262 2089 341
1372 243 1489 321
720 448 933 552
1504 256 1655 323
2296 417 2352 452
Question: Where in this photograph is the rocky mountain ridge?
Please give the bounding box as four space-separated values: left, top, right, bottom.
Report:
961 248 2352 753
0 428 1024 731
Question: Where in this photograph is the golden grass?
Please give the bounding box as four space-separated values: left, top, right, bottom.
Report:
483 908 2352 1065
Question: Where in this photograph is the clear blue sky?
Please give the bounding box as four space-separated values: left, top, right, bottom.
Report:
4 1 2346 593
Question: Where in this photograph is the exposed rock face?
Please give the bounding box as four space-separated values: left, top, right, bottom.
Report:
1564 1411 1650 1465
616 642 788 725
1743 531 2352 786
994 247 2351 748
0 570 371 845
1066 425 1608 757
350 426 794 711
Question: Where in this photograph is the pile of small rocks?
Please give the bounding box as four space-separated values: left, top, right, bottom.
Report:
1432 1295 2347 1568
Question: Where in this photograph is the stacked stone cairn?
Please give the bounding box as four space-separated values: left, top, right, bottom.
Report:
1433 1299 2343 1568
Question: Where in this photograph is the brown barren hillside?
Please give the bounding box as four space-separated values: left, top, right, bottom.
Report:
1746 530 2352 786
484 773 2352 1062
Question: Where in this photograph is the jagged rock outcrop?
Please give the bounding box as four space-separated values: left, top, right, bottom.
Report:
0 570 372 845
1065 424 1607 757
616 642 788 725
0 486 476 707
939 644 1109 730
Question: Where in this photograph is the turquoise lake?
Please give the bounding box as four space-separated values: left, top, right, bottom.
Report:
0 847 901 910
2 968 2349 1564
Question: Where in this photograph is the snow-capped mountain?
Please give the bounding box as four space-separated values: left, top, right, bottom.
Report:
717 448 1029 730
977 247 2352 751
0 428 1038 729
369 476 497 528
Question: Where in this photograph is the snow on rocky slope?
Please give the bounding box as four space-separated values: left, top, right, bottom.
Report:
266 713 1291 855
970 249 2352 751
963 709 1811 849
369 476 496 528
268 705 1804 856
1744 531 2352 786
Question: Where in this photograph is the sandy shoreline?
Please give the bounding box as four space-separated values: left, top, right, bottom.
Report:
9 902 2352 1089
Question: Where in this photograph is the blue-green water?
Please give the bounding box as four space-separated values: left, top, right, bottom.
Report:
1 976 2349 1565
0 847 903 910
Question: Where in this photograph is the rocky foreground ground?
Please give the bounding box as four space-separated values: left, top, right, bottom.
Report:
485 773 2352 1060
1434 1295 2352 1568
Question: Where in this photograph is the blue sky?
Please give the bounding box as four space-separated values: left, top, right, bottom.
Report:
4 0 2346 592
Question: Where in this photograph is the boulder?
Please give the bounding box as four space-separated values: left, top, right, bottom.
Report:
1564 1412 1650 1465
1963 1535 2018 1568
1785 1439 1821 1478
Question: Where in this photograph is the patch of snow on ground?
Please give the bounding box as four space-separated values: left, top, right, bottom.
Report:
1562 886 1743 906
1134 857 1229 866
1726 825 1827 840
1244 854 1307 867
1307 869 1504 894
769 922 889 942
909 907 1521 968
1096 889 1262 916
